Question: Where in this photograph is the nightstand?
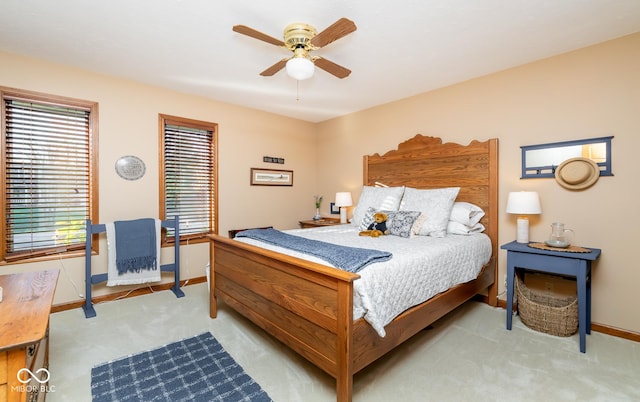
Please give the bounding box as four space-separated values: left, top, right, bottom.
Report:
501 241 601 353
299 218 343 228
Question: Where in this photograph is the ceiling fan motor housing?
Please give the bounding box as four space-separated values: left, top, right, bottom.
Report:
284 23 317 50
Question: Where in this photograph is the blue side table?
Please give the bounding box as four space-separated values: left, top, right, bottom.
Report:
501 241 601 353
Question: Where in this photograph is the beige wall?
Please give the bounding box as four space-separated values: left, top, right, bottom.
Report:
0 51 317 305
317 33 640 334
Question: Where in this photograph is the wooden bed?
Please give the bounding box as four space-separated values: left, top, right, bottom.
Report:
208 135 498 402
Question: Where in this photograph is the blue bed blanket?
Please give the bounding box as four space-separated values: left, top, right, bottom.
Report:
235 228 392 273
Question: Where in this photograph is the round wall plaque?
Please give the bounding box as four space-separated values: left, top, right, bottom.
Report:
115 155 146 180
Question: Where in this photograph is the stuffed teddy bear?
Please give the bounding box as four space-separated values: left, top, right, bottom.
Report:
359 212 389 237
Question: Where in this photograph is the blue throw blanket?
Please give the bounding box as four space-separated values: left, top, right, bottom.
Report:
114 218 157 274
235 228 392 273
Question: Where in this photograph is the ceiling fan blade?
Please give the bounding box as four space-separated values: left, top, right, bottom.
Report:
260 59 288 76
310 18 357 48
313 57 351 79
232 25 284 47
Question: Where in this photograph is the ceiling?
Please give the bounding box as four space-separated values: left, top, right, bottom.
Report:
1 1 639 123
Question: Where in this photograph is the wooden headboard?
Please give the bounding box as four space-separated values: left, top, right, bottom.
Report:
363 135 499 303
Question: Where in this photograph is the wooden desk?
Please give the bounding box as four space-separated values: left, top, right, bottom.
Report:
0 269 59 402
501 241 601 353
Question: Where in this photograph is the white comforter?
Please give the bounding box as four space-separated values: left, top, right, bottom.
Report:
236 225 491 337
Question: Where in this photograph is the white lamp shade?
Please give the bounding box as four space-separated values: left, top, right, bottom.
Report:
286 57 314 80
506 191 541 243
335 192 352 224
335 192 353 207
506 191 541 215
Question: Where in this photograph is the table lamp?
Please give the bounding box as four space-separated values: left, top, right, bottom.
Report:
334 192 353 224
506 191 541 243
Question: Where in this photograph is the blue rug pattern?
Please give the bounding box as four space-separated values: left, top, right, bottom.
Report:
91 332 272 402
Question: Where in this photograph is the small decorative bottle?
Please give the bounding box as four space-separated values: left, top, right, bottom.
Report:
313 195 323 220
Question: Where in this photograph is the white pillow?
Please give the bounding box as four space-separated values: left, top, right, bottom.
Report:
351 186 405 227
449 202 485 226
447 221 486 235
399 187 460 237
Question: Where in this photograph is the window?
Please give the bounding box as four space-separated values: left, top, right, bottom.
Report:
159 114 217 244
1 87 98 263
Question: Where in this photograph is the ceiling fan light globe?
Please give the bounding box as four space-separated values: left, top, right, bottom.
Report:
286 57 314 80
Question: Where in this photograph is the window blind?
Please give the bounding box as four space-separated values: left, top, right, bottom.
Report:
4 99 90 259
163 122 214 239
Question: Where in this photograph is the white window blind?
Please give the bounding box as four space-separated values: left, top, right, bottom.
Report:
162 117 215 240
3 98 91 261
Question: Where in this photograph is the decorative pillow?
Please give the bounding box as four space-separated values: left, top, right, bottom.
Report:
359 207 423 238
399 187 460 237
351 186 405 227
449 202 485 226
359 206 378 231
447 221 486 235
385 210 424 238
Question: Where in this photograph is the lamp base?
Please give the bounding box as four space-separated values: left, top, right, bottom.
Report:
340 208 348 224
516 217 530 243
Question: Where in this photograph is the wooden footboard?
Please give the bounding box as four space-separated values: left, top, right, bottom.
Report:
210 234 495 402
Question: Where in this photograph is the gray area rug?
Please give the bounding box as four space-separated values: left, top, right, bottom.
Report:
91 332 272 401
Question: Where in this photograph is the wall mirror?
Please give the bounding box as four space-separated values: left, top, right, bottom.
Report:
521 136 613 179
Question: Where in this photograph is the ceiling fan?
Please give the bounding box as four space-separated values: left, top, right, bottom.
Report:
232 17 357 80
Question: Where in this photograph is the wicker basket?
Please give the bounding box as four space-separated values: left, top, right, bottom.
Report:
515 274 578 337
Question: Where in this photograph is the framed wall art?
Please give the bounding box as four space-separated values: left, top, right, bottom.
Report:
250 168 293 186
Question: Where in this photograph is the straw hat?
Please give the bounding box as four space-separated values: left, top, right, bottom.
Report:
555 157 599 190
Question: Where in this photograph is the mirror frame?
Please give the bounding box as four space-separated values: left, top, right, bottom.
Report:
520 136 613 179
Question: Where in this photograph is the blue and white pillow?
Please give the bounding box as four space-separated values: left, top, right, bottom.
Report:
386 210 424 238
359 207 424 238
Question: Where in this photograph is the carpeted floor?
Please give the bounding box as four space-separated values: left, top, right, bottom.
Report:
91 332 271 401
48 282 640 401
